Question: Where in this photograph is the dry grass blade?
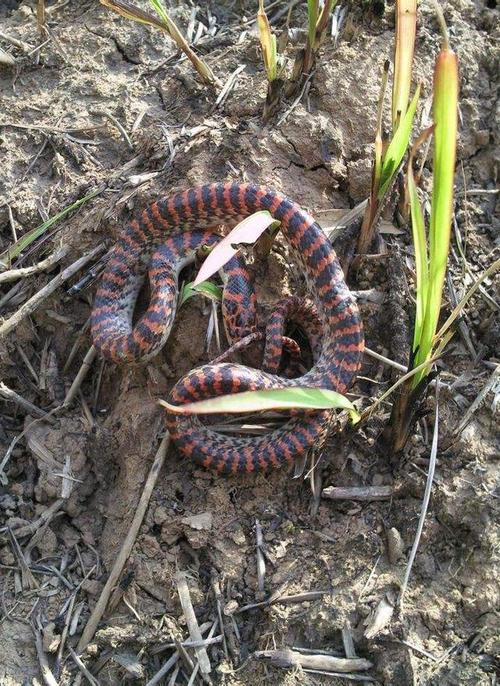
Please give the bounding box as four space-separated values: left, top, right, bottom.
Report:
8 528 38 589
176 572 212 678
453 365 500 437
392 0 417 129
399 384 439 607
145 653 178 686
255 519 266 593
99 0 218 87
33 624 58 686
76 434 170 652
0 188 101 270
0 245 104 338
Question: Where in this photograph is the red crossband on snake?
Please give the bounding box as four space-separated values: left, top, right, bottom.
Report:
91 182 364 473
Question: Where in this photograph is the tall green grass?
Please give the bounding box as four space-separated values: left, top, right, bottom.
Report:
356 0 418 259
388 27 459 451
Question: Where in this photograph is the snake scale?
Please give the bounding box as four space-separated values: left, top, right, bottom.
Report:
91 181 364 473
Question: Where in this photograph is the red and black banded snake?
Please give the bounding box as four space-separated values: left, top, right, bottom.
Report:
91 181 364 473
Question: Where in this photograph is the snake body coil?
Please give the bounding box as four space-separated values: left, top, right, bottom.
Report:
91 182 364 473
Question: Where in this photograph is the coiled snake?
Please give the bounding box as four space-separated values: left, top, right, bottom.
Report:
91 182 364 473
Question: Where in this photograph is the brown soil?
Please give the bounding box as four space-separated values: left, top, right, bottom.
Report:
0 1 499 685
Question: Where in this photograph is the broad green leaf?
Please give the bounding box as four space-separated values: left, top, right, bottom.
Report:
160 387 359 422
180 280 222 307
378 83 421 199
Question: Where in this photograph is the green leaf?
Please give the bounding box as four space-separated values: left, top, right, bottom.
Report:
180 280 222 307
160 386 359 422
414 49 458 382
378 83 421 199
408 163 428 356
406 127 434 359
307 0 319 45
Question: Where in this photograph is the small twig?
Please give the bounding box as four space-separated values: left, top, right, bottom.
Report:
398 639 438 661
364 347 407 373
77 433 170 652
145 653 179 686
236 586 328 613
302 669 375 682
0 382 49 419
153 636 222 653
176 572 212 678
453 365 499 437
322 485 400 501
63 346 97 407
253 648 372 673
0 246 69 284
68 646 100 685
33 625 58 686
0 31 32 52
399 385 440 607
255 519 266 593
63 317 91 372
0 498 64 537
276 70 315 126
16 343 39 384
0 246 104 339
89 109 134 151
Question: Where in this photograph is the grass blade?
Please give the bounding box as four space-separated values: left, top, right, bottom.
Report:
99 0 217 87
257 0 278 82
414 47 458 380
180 281 222 307
392 0 417 130
160 387 358 420
378 83 420 199
407 127 434 355
0 188 102 270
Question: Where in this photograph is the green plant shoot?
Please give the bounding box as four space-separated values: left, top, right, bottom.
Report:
412 46 458 385
257 0 278 82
